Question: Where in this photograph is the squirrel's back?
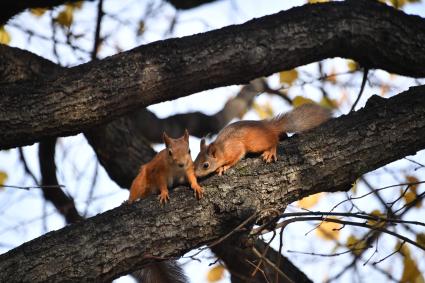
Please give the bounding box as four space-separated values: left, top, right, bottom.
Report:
214 103 330 149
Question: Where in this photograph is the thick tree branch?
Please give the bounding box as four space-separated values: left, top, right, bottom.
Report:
1 87 424 281
1 0 425 149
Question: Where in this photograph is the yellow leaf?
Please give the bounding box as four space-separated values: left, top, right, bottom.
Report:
315 217 342 241
403 190 416 204
405 175 420 193
347 60 359 72
292 96 315 107
346 235 368 255
137 20 145 36
0 26 11 45
401 177 422 208
207 265 226 282
297 193 323 209
70 1 84 9
252 101 274 119
0 171 7 186
367 210 386 227
416 233 425 249
55 6 74 27
390 0 407 8
401 254 424 283
30 8 48 17
395 240 411 257
319 97 338 110
308 0 329 3
326 67 337 84
351 179 359 194
380 84 389 97
279 69 298 85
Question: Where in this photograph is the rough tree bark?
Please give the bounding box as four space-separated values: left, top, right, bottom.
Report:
1 87 424 282
1 0 425 149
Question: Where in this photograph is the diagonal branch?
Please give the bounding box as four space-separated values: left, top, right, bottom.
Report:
38 137 83 224
0 85 424 281
2 0 425 149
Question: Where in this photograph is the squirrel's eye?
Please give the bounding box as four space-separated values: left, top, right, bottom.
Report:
168 150 172 156
203 162 209 169
188 149 191 154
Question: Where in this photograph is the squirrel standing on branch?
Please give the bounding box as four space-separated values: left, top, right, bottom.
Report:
128 129 203 204
194 103 331 177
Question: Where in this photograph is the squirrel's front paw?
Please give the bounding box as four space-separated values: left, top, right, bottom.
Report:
158 191 170 204
192 185 204 200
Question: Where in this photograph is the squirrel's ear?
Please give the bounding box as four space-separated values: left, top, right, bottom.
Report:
163 132 171 148
200 138 207 151
183 129 189 142
208 143 217 158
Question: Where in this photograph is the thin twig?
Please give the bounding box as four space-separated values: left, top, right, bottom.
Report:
18 147 39 185
372 241 405 265
329 181 425 212
263 216 424 251
350 68 369 112
287 247 370 257
0 184 66 190
91 0 104 60
252 247 294 283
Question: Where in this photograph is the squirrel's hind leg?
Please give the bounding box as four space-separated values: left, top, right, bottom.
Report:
128 172 147 203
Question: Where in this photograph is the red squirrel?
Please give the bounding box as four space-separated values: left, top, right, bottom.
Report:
128 129 203 204
194 103 331 177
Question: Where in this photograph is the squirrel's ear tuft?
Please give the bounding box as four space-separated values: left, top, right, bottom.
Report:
163 132 171 148
200 138 207 151
208 143 217 158
183 129 189 142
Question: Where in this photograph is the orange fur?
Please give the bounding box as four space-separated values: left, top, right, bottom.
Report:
194 104 331 177
128 130 203 204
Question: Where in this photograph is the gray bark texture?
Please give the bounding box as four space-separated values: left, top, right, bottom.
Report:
1 0 425 149
1 87 424 282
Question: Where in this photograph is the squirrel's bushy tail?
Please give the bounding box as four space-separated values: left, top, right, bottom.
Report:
268 103 331 134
